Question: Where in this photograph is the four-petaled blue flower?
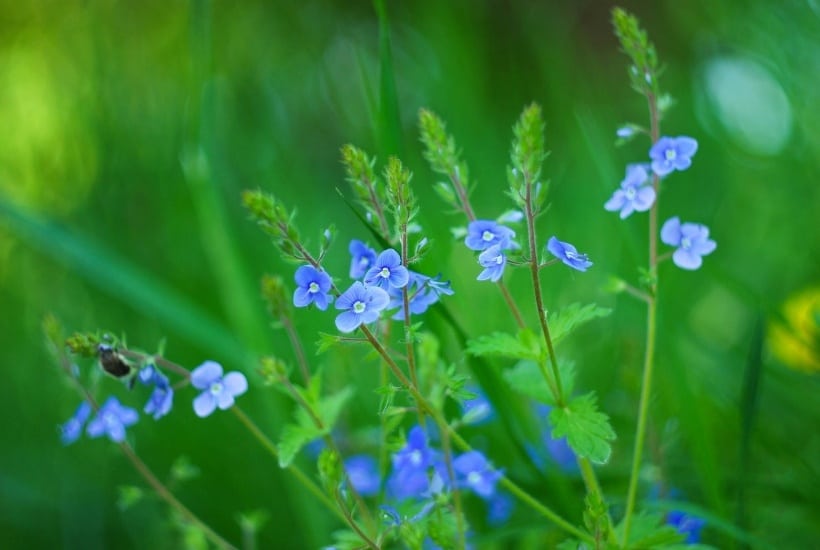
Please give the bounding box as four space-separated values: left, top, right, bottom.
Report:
335 281 390 333
649 136 698 177
476 245 507 282
191 360 248 418
60 401 93 445
453 450 502 499
389 271 454 320
349 240 377 279
86 397 139 443
388 425 441 501
344 455 380 497
465 220 516 251
139 365 174 420
547 237 593 272
604 164 656 219
364 249 410 290
293 265 333 310
660 217 717 271
667 510 706 544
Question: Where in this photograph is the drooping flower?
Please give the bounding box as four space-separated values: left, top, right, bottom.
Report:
190 361 248 418
453 450 502 499
604 164 656 219
464 220 516 251
86 397 139 443
60 401 93 445
476 245 507 282
547 237 593 272
364 249 409 290
335 281 390 333
649 136 698 177
660 217 717 270
349 240 377 279
344 455 380 497
667 510 706 543
293 265 333 310
388 271 454 320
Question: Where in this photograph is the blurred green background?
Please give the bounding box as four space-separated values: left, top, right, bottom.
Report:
1 0 818 548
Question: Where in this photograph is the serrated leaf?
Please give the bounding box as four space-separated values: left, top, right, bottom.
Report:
549 393 616 464
318 386 354 431
467 329 541 361
549 303 612 345
316 332 343 354
615 511 685 548
329 529 367 550
278 423 321 468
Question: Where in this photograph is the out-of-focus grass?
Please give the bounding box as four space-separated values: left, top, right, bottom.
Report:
0 1 817 547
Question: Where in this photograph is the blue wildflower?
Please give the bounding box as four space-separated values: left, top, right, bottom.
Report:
293 265 333 310
388 426 441 501
487 491 514 526
462 387 493 426
380 502 435 527
649 136 698 177
344 455 380 497
660 217 716 270
616 126 635 138
364 249 409 290
476 245 507 282
138 364 174 420
389 271 454 320
190 361 248 418
464 220 516 251
453 450 502 499
545 431 578 472
547 237 593 272
335 281 390 333
667 510 706 543
86 397 139 443
60 401 93 445
604 164 656 219
349 240 377 279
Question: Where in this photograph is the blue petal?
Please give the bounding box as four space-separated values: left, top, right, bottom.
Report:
335 311 362 333
191 360 223 389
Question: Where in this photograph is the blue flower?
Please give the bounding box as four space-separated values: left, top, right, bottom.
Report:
461 387 493 425
464 220 516 251
364 249 410 290
138 364 174 420
349 240 377 279
190 361 248 418
660 217 716 270
604 164 656 219
344 455 380 497
545 431 578 472
60 401 92 445
86 397 139 443
293 265 333 310
389 271 454 320
667 510 706 543
476 245 507 282
388 426 440 501
453 450 502 499
649 136 698 177
335 281 390 333
487 491 514 526
616 126 635 138
547 237 593 272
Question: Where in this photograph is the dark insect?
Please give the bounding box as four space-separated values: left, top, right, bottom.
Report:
97 344 132 378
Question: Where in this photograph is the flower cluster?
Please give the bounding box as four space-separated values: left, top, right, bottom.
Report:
292 241 453 333
59 360 248 445
605 133 716 270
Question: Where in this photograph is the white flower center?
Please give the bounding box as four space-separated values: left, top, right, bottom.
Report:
353 301 366 314
467 472 482 486
567 251 586 261
379 267 391 279
308 282 319 294
681 237 691 250
103 412 117 428
664 148 677 161
481 230 495 242
625 187 636 200
410 450 422 466
493 254 503 265
209 381 223 396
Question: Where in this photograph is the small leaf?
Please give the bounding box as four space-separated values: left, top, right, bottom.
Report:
117 486 144 510
549 393 616 464
278 423 320 468
467 329 541 361
614 511 685 548
549 303 612 345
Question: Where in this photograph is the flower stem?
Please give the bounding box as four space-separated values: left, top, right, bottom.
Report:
280 314 311 385
620 86 662 546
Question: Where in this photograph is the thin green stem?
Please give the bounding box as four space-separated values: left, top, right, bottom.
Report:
621 85 662 546
280 315 311 385
497 281 527 329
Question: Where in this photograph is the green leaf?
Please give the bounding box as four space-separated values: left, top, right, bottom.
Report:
614 511 685 548
502 360 554 405
318 386 355 431
549 303 613 346
466 329 541 361
550 393 616 464
278 423 320 468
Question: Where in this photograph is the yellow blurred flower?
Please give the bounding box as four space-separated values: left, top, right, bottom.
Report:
768 287 820 373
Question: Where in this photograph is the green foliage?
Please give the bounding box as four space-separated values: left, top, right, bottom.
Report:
328 529 366 550
116 485 144 510
614 511 685 548
549 303 613 346
317 448 343 492
611 7 660 96
341 144 389 234
426 505 462 550
583 492 614 546
260 274 290 320
65 331 103 357
241 189 303 262
508 103 547 211
418 108 471 212
502 359 576 406
466 328 542 361
550 393 616 464
384 155 417 230
170 455 201 484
